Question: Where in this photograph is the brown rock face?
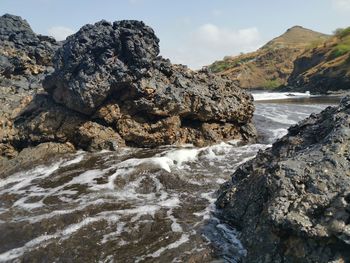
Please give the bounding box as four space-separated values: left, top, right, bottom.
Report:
0 142 75 178
77 121 125 151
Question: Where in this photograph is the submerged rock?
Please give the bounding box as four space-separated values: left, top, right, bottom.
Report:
216 96 350 262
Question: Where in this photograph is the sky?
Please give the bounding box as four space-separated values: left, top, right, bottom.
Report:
2 0 350 69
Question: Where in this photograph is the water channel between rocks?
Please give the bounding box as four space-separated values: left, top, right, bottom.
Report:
0 93 340 263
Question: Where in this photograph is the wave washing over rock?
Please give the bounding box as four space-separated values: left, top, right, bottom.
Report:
0 15 256 162
217 96 350 262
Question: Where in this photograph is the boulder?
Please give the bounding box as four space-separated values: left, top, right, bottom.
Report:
0 14 60 158
216 96 350 262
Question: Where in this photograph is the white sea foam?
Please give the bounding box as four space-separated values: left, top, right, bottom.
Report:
163 148 199 168
61 153 85 167
252 91 311 101
139 233 190 261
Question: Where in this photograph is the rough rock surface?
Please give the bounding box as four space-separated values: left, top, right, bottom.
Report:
216 96 350 262
40 19 256 147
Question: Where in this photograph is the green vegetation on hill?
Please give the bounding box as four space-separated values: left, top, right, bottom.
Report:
209 55 254 73
262 79 282 90
209 59 238 73
334 27 350 39
331 27 350 58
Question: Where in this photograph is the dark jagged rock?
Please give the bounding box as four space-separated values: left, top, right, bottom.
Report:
43 20 159 114
216 96 350 263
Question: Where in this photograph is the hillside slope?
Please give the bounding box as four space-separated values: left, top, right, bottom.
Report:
209 26 329 90
286 27 350 93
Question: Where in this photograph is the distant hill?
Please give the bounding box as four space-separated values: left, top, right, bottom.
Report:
208 26 330 90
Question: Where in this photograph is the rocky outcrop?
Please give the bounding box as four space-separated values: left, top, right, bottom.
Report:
0 16 256 158
38 19 255 148
216 97 350 262
209 26 329 90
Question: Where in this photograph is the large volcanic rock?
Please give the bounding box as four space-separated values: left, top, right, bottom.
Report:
216 97 350 262
36 19 256 148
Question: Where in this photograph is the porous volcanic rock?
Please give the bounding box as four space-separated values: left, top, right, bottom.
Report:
216 96 350 262
40 19 256 147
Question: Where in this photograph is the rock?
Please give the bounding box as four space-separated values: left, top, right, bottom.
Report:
43 20 159 115
216 96 350 262
40 19 255 147
0 14 61 158
0 142 75 178
77 121 125 151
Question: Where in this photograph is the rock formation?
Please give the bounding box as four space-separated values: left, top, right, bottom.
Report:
0 15 256 161
216 97 350 262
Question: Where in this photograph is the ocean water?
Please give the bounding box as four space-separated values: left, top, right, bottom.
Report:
0 93 339 262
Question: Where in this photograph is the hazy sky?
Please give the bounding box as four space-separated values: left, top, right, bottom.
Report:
2 0 350 69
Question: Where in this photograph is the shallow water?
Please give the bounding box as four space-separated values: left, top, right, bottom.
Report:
0 95 339 262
